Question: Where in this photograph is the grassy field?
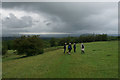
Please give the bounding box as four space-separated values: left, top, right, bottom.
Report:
2 41 118 78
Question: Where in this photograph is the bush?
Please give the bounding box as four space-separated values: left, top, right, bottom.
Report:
14 35 44 56
2 43 8 55
2 47 7 55
50 38 57 47
43 40 51 48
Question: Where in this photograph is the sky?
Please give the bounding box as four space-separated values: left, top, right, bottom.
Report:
1 2 118 37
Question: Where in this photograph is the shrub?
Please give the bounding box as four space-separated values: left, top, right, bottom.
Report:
50 38 57 47
2 43 8 55
14 35 44 56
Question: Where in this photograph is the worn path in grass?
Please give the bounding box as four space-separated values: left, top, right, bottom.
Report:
2 41 118 78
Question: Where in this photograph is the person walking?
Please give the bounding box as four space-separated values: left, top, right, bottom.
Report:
64 43 67 53
73 43 76 53
81 43 85 54
68 43 72 55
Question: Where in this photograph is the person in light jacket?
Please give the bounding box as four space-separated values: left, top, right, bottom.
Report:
81 43 85 54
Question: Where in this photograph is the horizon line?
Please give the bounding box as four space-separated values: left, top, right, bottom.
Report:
19 32 73 35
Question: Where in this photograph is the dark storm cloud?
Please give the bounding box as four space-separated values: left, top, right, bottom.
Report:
2 12 33 36
2 2 118 36
3 13 33 28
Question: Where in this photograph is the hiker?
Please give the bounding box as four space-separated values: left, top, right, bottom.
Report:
64 43 67 53
81 43 85 54
73 43 76 53
68 43 72 54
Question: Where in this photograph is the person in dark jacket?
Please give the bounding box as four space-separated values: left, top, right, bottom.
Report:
81 43 85 54
64 43 67 53
68 43 72 54
73 43 76 53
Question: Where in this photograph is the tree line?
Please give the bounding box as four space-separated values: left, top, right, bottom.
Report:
2 34 119 56
50 34 118 46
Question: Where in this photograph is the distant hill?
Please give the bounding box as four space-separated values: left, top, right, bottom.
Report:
2 34 119 40
2 37 18 41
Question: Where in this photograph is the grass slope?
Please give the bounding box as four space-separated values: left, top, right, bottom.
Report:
2 41 118 78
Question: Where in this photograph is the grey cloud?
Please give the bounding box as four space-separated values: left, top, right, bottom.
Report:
2 2 118 36
2 28 28 36
43 20 52 26
46 23 51 26
3 13 33 28
2 13 33 36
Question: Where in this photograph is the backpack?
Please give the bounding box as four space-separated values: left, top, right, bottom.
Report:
68 45 71 49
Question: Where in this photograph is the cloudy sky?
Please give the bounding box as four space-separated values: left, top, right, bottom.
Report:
1 2 118 36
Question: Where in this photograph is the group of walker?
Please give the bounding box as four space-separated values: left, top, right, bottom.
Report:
64 43 85 55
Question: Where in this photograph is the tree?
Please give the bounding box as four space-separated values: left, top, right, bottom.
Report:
50 38 57 47
95 34 108 41
14 35 44 56
2 42 8 55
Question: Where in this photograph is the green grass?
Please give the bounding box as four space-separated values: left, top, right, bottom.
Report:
2 41 118 78
2 46 63 62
